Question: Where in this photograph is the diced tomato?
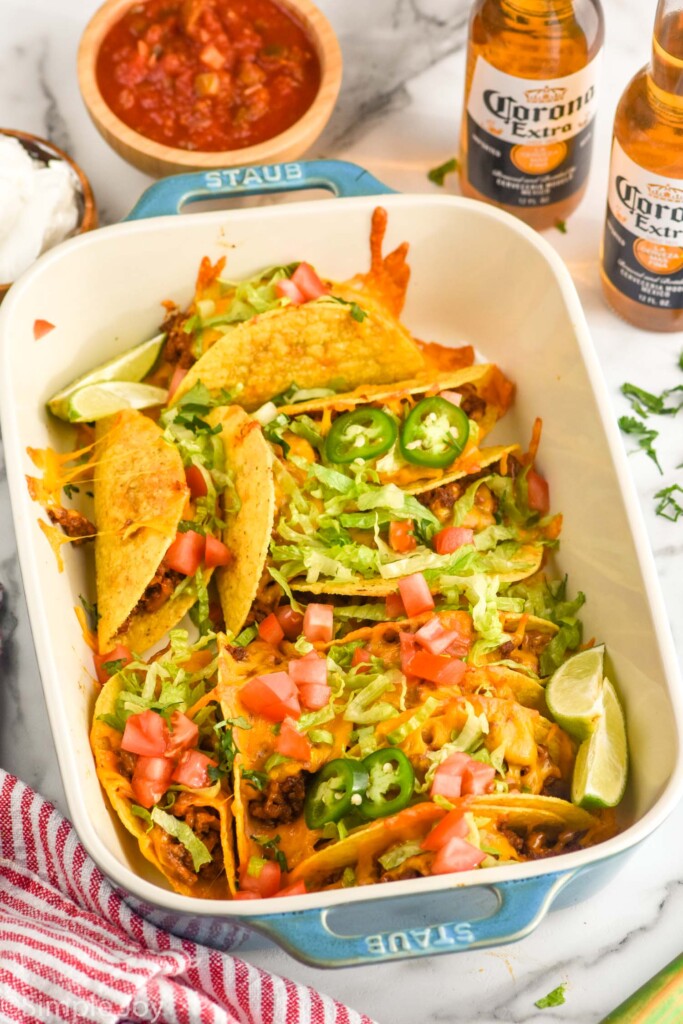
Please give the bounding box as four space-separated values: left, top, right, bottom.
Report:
204 535 232 568
239 672 301 722
171 749 216 788
409 650 465 686
430 752 471 801
289 652 327 687
431 836 486 875
259 613 285 646
462 760 496 796
93 644 133 686
33 319 55 340
298 683 332 710
165 529 204 575
398 573 435 618
240 859 281 898
275 278 305 305
274 880 307 897
351 647 372 673
434 526 475 555
233 891 260 900
438 390 462 407
185 464 208 498
421 810 469 852
415 617 463 656
121 710 168 757
303 603 334 643
275 604 305 641
399 631 420 675
437 611 474 658
526 469 550 515
131 755 174 808
389 520 416 553
385 591 406 618
291 262 328 301
436 658 467 686
165 711 199 756
275 717 312 761
168 365 188 401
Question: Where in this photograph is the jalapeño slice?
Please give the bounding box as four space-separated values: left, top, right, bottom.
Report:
399 397 470 469
360 748 415 820
324 408 397 464
304 759 369 829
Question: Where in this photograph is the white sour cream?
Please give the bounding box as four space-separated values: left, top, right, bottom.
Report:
0 135 81 283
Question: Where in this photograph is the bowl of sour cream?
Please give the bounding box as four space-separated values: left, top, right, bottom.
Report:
0 129 97 302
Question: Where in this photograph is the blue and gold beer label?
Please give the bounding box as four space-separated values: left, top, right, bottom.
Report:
466 55 601 208
603 140 683 310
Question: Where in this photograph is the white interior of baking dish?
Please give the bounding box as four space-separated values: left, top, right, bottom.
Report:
1 193 682 917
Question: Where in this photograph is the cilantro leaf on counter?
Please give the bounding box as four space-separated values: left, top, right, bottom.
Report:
618 416 662 473
428 157 459 186
621 382 683 418
554 220 567 234
535 983 567 1009
679 349 683 372
654 484 683 522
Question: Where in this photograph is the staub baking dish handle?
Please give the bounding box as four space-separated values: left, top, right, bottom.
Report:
124 159 396 220
248 869 579 968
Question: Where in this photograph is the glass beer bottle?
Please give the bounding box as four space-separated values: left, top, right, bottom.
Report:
601 0 683 331
459 0 604 231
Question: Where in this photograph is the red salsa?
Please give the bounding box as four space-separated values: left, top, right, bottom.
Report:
96 0 321 152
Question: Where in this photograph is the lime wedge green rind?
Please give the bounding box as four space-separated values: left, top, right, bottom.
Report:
47 332 166 418
546 645 605 742
571 678 628 810
64 382 168 423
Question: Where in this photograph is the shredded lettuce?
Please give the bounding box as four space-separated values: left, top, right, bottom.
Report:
386 696 441 745
378 841 424 871
150 807 212 872
503 575 586 676
344 670 401 725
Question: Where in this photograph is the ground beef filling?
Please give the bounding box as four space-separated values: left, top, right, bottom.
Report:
459 386 487 421
47 507 96 545
117 560 184 635
158 803 224 887
162 307 196 369
249 773 306 827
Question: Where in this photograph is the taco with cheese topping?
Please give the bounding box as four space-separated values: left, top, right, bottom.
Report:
216 601 595 893
90 632 236 898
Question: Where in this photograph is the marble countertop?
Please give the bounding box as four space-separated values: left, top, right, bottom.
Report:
1 1 683 1021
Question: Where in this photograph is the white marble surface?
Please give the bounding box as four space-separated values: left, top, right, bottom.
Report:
1 1 683 1022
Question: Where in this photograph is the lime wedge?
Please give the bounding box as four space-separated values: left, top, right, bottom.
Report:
63 382 168 422
571 678 628 809
47 332 166 419
546 645 605 742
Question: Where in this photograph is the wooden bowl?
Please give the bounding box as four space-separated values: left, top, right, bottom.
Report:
0 129 97 303
77 0 343 178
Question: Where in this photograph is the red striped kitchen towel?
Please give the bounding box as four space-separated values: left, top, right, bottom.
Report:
0 770 376 1024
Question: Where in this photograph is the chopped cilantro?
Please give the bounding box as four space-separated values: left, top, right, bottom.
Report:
250 833 289 872
679 349 683 371
654 484 683 522
79 595 100 629
63 483 80 499
102 658 126 678
327 295 368 322
555 219 567 234
242 769 268 791
208 716 251 781
427 157 459 186
618 416 662 473
535 983 567 1009
621 382 683 418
